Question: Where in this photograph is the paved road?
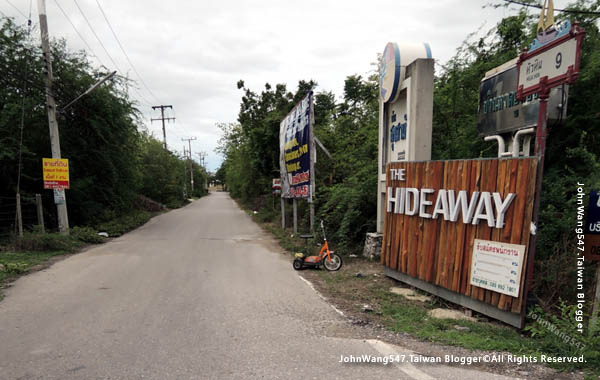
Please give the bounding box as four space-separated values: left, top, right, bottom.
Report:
0 192 514 379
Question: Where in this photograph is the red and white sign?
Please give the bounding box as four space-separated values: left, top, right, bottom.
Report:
517 22 586 99
272 178 281 194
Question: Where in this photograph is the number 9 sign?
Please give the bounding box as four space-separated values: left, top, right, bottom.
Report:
555 52 562 69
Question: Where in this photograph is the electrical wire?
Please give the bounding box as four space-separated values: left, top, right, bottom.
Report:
62 0 156 108
52 0 106 68
502 0 600 15
3 0 27 19
72 0 123 73
94 0 162 104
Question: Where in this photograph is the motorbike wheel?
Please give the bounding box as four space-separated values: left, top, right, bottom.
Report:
323 253 342 271
293 258 304 270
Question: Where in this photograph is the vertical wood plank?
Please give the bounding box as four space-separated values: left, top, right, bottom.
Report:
435 160 452 286
512 158 538 313
423 161 444 282
452 160 471 292
464 160 481 296
490 159 508 307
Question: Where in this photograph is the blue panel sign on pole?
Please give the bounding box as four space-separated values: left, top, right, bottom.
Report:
586 190 600 234
279 92 313 200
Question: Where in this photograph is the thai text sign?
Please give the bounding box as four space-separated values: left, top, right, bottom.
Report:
517 21 585 99
470 239 525 297
43 158 70 190
382 158 538 315
518 38 577 92
478 64 565 137
279 92 313 199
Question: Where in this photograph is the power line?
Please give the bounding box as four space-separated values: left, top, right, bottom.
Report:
72 0 123 72
53 0 156 108
94 0 161 104
4 0 27 19
52 0 106 67
502 0 600 15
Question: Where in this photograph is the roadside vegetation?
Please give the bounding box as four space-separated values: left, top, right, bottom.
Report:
0 17 208 239
219 0 600 376
0 16 207 295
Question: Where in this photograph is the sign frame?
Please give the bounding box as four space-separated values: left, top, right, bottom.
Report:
516 22 586 100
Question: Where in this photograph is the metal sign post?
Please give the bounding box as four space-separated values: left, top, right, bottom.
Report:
516 19 586 325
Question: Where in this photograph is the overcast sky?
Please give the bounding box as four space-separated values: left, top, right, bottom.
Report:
2 0 539 171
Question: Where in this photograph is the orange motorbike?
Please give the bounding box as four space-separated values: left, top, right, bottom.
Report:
293 220 342 271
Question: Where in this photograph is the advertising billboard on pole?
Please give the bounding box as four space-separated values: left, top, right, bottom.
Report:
43 158 70 190
279 92 314 200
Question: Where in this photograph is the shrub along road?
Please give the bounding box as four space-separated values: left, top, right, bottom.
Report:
0 192 517 379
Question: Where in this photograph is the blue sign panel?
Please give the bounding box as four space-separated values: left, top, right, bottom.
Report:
586 190 600 234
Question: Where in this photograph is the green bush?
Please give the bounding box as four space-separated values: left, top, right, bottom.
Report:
15 232 80 252
525 303 600 372
95 210 152 237
3 262 28 274
71 226 105 244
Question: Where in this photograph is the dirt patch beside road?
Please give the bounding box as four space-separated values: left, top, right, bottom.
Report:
296 257 582 380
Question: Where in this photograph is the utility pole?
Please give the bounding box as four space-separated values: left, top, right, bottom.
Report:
196 151 207 192
181 137 196 192
196 151 207 168
38 0 69 234
182 145 188 198
151 105 175 150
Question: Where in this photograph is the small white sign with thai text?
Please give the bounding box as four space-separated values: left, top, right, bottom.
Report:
470 239 526 297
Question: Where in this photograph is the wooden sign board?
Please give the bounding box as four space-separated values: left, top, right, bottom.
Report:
585 235 600 261
382 158 538 328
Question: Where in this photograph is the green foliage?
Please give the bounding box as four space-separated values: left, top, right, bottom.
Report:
525 303 600 372
2 262 29 274
218 74 379 252
94 210 152 237
0 17 205 233
71 226 105 244
15 232 82 252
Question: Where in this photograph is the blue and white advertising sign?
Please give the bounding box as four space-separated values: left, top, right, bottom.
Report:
280 92 313 200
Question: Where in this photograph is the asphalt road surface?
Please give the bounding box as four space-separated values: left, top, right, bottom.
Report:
0 192 515 380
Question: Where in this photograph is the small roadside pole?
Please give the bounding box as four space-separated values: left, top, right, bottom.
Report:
36 194 45 233
15 193 23 238
293 199 298 234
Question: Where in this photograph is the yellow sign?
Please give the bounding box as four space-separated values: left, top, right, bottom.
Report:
43 158 70 189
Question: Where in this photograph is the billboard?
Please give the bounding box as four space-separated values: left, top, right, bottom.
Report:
279 92 314 200
477 62 566 137
43 158 70 190
382 157 539 328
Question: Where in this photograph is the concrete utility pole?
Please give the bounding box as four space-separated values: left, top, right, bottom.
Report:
151 105 175 150
181 137 197 192
38 0 69 234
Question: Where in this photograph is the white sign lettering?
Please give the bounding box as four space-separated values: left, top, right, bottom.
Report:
387 187 516 229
